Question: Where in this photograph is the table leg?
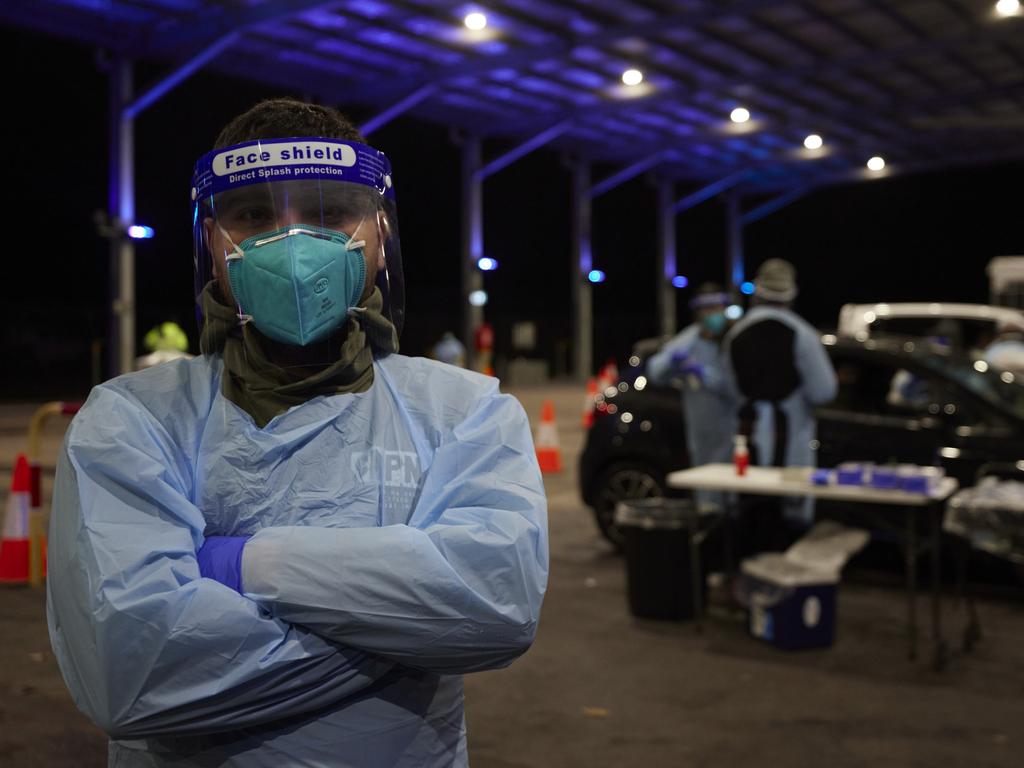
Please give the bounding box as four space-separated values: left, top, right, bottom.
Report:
930 503 948 671
690 521 703 633
906 507 917 661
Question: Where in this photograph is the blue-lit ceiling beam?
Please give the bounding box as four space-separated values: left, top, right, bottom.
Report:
491 11 1024 158
124 31 241 119
360 84 438 136
740 185 817 226
341 2 1022 131
147 0 337 51
340 0 781 103
0 1 124 48
673 170 753 214
590 152 668 199
477 120 572 180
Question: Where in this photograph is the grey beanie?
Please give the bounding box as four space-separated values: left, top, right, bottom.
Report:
754 258 798 302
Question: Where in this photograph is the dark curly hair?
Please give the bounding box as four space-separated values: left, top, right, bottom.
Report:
214 98 364 148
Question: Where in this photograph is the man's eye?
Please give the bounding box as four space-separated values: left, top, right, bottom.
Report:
320 206 356 223
238 208 274 225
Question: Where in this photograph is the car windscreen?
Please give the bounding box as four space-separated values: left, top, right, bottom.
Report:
928 356 1024 420
869 317 996 351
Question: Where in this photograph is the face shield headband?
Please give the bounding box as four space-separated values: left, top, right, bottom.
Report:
190 137 404 342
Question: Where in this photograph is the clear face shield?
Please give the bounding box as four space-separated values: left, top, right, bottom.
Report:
191 138 404 363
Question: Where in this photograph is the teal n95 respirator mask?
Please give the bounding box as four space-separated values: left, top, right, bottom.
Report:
220 222 367 347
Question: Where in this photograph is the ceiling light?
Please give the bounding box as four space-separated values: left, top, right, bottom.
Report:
996 0 1020 17
621 69 643 86
867 156 886 171
464 12 487 30
730 107 750 123
803 134 823 150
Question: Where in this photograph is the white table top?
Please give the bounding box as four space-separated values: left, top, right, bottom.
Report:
666 464 959 507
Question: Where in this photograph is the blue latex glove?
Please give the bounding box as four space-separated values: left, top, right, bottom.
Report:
680 361 705 381
197 536 250 593
670 350 690 368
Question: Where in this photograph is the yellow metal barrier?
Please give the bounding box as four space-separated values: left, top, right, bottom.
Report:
26 401 81 587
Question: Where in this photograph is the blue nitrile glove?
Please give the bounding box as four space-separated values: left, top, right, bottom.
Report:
670 351 691 371
679 361 705 382
196 536 251 593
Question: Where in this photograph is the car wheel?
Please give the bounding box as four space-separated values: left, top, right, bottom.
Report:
591 461 665 550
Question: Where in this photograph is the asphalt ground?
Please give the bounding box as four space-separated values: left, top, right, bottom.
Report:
1 386 1022 767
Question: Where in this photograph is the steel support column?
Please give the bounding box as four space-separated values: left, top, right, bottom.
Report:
656 179 677 338
725 192 744 293
461 137 484 369
109 57 135 377
571 161 593 380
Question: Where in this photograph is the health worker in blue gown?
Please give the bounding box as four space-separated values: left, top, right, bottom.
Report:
46 98 549 768
646 283 737 509
723 259 837 526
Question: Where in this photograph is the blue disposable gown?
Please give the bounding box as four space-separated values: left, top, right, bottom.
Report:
46 353 549 767
646 324 738 475
723 306 837 523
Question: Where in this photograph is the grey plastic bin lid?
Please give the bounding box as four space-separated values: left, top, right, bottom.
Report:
613 498 699 530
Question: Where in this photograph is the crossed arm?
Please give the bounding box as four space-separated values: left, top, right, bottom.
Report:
48 387 548 739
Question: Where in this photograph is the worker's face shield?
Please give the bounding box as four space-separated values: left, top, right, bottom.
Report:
191 138 404 356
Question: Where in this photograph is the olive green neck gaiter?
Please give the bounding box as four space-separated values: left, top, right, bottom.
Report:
199 282 399 428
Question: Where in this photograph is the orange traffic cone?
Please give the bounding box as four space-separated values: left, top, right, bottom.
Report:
535 400 563 474
603 358 619 384
582 377 598 428
0 454 31 584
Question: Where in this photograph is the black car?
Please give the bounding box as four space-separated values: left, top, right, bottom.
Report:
580 337 1024 547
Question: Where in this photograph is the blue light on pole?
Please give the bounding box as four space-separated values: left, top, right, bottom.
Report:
740 281 755 295
127 225 155 239
587 269 606 283
671 275 689 288
477 257 498 271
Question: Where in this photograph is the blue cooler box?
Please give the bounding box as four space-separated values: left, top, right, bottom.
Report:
741 554 838 650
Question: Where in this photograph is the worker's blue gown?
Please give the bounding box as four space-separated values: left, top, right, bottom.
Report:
46 353 549 767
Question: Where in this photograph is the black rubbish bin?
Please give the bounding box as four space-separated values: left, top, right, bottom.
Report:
615 498 707 621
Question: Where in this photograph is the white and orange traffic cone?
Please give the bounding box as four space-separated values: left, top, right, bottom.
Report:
603 358 619 385
0 454 31 584
582 377 598 429
535 400 563 474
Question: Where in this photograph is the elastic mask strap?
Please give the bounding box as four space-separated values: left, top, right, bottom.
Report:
215 223 249 328
346 214 368 252
217 223 245 262
375 209 387 269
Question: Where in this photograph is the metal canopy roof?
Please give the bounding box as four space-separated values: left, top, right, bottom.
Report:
4 0 1024 193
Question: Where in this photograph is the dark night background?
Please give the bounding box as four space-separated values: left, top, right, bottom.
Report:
2 25 1020 399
